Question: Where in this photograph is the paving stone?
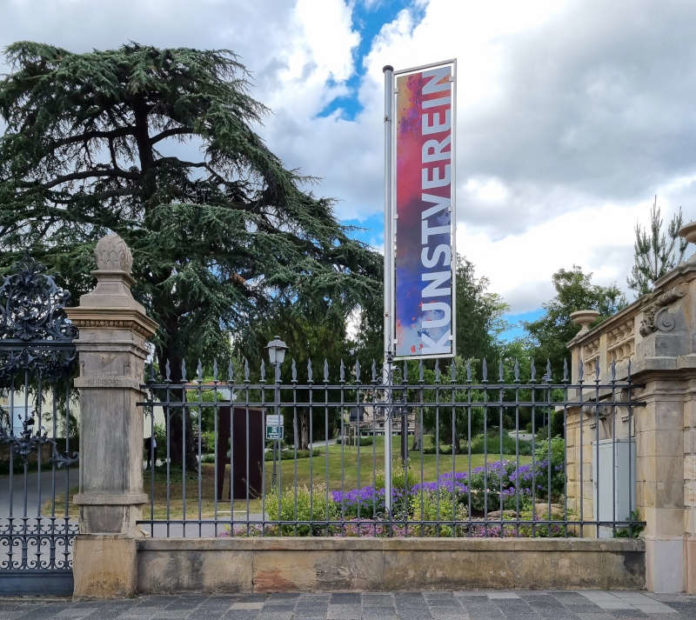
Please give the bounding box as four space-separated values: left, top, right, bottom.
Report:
256 612 294 620
220 613 258 620
362 594 394 607
325 604 362 620
330 594 361 604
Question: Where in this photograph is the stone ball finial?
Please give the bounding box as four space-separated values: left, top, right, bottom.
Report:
94 234 133 274
570 309 600 335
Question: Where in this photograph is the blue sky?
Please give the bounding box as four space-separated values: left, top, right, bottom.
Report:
318 1 426 120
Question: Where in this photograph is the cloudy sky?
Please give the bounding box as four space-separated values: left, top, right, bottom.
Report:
2 0 695 332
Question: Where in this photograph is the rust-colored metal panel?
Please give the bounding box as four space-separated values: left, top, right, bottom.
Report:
216 407 263 500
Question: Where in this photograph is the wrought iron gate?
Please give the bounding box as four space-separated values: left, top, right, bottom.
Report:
0 256 79 595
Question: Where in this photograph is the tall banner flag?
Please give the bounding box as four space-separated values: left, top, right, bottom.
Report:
390 60 456 360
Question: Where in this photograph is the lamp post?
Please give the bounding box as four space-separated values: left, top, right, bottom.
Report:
265 336 288 489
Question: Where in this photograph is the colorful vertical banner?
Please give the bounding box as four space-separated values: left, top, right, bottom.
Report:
392 61 456 360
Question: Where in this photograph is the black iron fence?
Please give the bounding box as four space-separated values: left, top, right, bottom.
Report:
0 256 79 594
138 357 644 539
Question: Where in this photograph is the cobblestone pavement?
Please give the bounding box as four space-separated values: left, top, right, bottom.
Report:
0 591 695 619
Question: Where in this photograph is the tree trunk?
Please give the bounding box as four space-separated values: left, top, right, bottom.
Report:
300 410 309 451
157 349 196 468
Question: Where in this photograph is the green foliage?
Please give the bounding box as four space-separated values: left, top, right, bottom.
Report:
411 489 468 536
525 266 626 379
0 41 381 370
534 437 565 498
468 430 532 456
628 197 688 297
264 448 321 461
266 485 338 536
454 257 508 361
614 510 644 538
376 467 418 518
336 436 374 446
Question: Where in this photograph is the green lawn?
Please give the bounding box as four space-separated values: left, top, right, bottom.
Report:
54 438 532 520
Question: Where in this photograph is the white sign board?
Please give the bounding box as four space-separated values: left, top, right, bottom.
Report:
266 414 283 427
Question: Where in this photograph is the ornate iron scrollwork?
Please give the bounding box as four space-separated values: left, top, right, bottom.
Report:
0 255 77 380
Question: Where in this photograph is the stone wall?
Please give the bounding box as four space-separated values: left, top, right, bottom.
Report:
567 253 696 592
137 538 645 593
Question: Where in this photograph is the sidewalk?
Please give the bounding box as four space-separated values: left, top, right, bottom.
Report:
0 591 695 619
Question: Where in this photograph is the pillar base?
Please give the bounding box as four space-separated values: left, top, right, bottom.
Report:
645 536 684 593
73 534 137 599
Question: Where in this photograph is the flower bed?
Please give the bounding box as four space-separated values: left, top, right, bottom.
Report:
222 439 570 538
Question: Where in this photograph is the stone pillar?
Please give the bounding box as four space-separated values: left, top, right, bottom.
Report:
566 241 696 592
66 234 157 598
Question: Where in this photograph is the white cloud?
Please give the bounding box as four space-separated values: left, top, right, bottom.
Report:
3 0 696 317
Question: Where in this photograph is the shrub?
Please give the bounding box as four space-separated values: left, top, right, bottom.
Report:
266 485 339 536
533 437 565 499
468 430 532 456
410 489 468 536
335 436 374 447
264 448 321 461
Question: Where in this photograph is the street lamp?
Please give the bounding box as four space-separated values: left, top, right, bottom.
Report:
265 336 288 368
265 336 288 489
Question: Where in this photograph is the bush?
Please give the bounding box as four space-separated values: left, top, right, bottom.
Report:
266 485 339 535
264 448 321 461
468 430 532 456
335 436 374 447
410 489 468 536
533 437 565 499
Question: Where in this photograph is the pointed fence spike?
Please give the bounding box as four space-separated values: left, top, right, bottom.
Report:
339 359 345 383
579 358 585 381
482 359 488 382
563 358 569 383
530 359 536 382
594 358 600 380
403 360 408 383
324 359 329 383
291 359 297 382
260 360 266 382
514 359 520 382
499 359 504 382
244 358 250 382
307 359 314 383
181 359 187 382
227 360 234 382
466 359 472 382
371 359 377 383
611 359 617 381
545 359 552 383
148 361 155 383
627 358 632 377
196 359 203 381
419 359 424 382
354 359 361 383
450 360 456 382
165 359 171 381
435 359 441 382
213 359 218 382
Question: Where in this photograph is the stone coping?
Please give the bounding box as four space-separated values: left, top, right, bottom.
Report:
138 536 644 552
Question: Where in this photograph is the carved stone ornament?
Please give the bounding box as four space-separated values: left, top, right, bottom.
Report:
94 234 133 274
639 286 685 337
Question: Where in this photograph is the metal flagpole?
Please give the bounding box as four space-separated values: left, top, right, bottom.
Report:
383 64 394 515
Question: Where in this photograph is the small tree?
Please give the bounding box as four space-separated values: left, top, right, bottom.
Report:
525 266 626 379
627 196 687 297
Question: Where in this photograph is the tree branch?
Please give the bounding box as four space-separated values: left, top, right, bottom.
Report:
150 126 194 144
19 169 140 189
51 127 134 149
